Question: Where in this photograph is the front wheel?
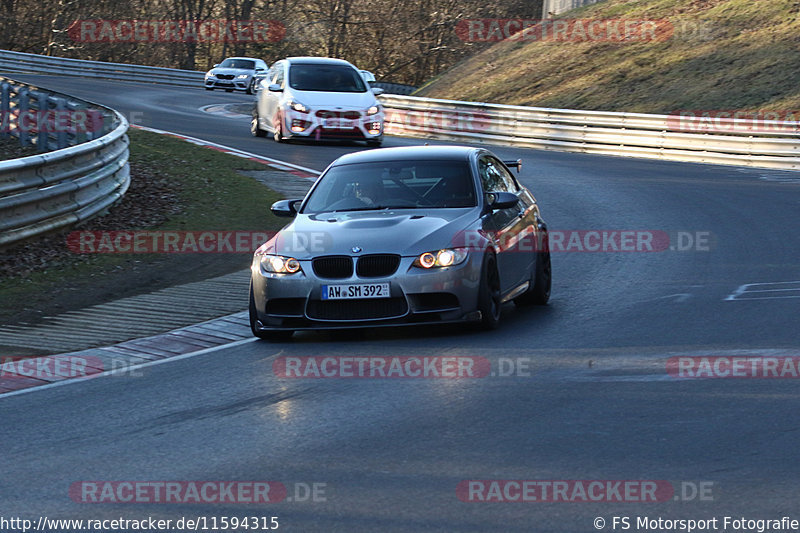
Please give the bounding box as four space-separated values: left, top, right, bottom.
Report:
476 252 502 330
246 79 255 95
249 284 294 341
251 114 267 137
205 87 213 91
273 117 285 143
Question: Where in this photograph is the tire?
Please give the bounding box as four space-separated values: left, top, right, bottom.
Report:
515 236 551 306
476 252 502 330
251 113 267 137
246 79 255 95
205 87 213 91
273 117 285 143
249 284 293 341
366 139 382 148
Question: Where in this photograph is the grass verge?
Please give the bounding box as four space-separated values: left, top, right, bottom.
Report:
415 0 800 113
0 128 286 326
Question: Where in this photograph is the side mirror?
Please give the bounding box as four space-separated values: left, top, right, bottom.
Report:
271 199 302 217
485 191 518 210
268 83 283 92
502 159 522 174
371 87 385 95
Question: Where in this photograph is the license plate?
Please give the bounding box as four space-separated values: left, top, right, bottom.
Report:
322 283 390 300
323 118 355 129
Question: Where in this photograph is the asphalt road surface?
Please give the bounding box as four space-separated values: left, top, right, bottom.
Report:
2 75 799 532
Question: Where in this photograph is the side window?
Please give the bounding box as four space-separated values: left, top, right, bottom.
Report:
491 157 519 193
271 62 284 86
478 156 510 193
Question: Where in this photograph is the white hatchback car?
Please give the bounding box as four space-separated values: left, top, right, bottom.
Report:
251 57 385 146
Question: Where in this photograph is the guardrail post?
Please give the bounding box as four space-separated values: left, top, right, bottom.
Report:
18 88 30 147
0 82 8 140
36 91 49 152
68 101 88 145
55 97 67 149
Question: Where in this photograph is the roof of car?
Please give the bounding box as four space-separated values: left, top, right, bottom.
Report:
285 57 355 67
330 146 480 166
223 57 260 61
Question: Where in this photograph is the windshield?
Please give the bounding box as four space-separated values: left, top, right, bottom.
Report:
289 64 367 92
302 160 476 213
218 59 255 70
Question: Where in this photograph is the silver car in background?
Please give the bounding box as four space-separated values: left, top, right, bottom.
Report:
205 57 268 94
251 57 385 146
249 145 551 340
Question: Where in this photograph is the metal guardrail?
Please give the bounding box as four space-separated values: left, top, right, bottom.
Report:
0 49 203 86
1 77 113 152
3 49 797 170
379 95 800 171
0 76 130 247
371 82 417 96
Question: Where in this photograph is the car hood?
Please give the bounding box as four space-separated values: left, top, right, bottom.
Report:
209 67 252 76
265 209 476 259
287 89 378 109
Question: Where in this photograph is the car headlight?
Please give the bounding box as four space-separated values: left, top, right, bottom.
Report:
289 100 310 113
258 254 302 274
367 105 380 115
413 248 469 269
236 74 249 79
205 72 215 78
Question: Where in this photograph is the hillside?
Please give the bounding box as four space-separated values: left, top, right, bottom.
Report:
415 0 800 113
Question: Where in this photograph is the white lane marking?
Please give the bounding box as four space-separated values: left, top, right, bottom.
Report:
649 293 693 303
0 338 258 400
758 174 800 183
131 124 322 176
725 281 800 301
200 103 251 119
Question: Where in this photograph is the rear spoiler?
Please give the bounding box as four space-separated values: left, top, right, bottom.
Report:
503 159 522 174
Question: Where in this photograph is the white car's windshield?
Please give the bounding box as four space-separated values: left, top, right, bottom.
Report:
302 161 476 213
219 59 255 69
289 64 367 92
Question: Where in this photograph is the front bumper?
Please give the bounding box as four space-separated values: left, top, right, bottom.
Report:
280 108 384 141
251 253 483 331
205 77 250 91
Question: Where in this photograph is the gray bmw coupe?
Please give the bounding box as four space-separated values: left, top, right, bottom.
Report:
249 145 551 340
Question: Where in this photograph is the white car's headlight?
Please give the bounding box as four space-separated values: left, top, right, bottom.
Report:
367 105 380 116
258 254 302 274
236 74 249 79
289 100 310 113
413 248 469 269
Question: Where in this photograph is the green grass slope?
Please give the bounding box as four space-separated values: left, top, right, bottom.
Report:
416 0 800 113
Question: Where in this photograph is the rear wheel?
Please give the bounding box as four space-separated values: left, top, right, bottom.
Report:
515 232 551 306
249 284 293 341
251 113 267 137
476 252 501 330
